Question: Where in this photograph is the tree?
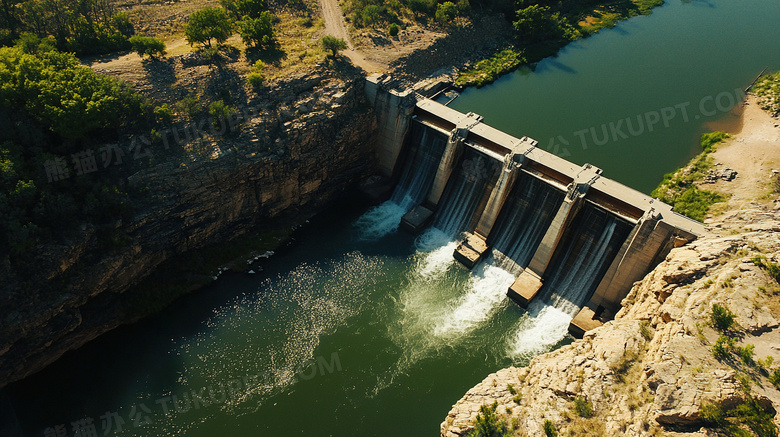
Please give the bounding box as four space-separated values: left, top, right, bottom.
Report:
237 12 274 47
185 7 233 48
128 35 166 58
320 35 347 57
220 0 266 20
407 0 434 17
435 1 458 25
513 4 579 42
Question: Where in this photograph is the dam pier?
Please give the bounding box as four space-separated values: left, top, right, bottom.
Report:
365 73 706 336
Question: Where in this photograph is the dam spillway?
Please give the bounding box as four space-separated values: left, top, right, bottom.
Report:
364 74 705 336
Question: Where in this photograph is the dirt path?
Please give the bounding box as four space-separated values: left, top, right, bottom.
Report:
706 95 780 212
318 0 385 73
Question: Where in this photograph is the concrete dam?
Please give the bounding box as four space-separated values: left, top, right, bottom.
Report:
364 74 706 337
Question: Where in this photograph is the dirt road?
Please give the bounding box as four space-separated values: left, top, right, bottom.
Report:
318 0 386 73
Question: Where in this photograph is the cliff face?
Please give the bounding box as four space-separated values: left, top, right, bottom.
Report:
441 206 780 436
0 67 379 388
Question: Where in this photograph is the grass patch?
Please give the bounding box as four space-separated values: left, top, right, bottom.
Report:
573 396 594 418
701 396 778 437
651 132 729 221
577 0 662 35
610 350 639 383
455 49 526 88
752 70 780 116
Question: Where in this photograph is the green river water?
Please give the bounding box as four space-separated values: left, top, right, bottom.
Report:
5 0 779 435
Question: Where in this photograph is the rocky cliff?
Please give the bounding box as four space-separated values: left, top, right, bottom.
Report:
441 100 780 436
0 66 379 388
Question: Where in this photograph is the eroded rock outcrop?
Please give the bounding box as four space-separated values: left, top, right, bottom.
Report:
442 206 780 436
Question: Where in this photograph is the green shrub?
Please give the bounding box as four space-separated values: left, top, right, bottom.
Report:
321 35 347 57
238 12 275 47
221 0 268 20
470 402 508 437
739 344 755 367
208 100 237 123
513 5 579 43
176 95 202 118
154 104 174 124
700 131 730 153
712 334 735 360
711 303 736 331
435 1 458 25
506 383 516 395
129 35 166 59
543 419 558 437
388 22 399 36
361 5 383 26
247 72 264 90
573 396 593 418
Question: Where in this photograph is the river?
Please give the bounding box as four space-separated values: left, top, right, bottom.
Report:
5 0 780 435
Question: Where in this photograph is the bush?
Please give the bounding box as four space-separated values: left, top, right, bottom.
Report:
388 22 399 36
739 344 755 367
435 1 459 25
408 0 434 17
700 131 730 153
0 48 145 140
711 303 736 331
361 5 383 26
470 402 508 437
247 72 264 90
154 104 174 124
185 7 234 48
176 95 202 118
321 35 347 57
712 334 734 361
15 32 56 54
221 0 268 20
543 419 558 437
513 5 579 43
237 12 275 47
208 100 237 123
573 397 593 418
769 368 780 388
129 35 166 59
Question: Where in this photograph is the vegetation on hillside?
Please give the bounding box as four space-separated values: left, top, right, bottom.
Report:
651 131 729 221
455 0 663 87
0 0 134 55
0 47 150 256
752 70 780 116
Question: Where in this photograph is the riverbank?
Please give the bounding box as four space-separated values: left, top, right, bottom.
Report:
441 96 780 436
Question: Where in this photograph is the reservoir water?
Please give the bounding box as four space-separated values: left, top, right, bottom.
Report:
5 0 779 435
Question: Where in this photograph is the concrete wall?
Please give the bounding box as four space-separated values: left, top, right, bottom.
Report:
372 81 707 317
365 74 416 178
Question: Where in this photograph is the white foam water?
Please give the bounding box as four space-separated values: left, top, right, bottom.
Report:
353 200 410 241
414 228 458 279
507 304 572 360
433 264 515 336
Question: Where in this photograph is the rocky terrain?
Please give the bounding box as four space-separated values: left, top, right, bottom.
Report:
0 63 379 388
441 99 780 436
